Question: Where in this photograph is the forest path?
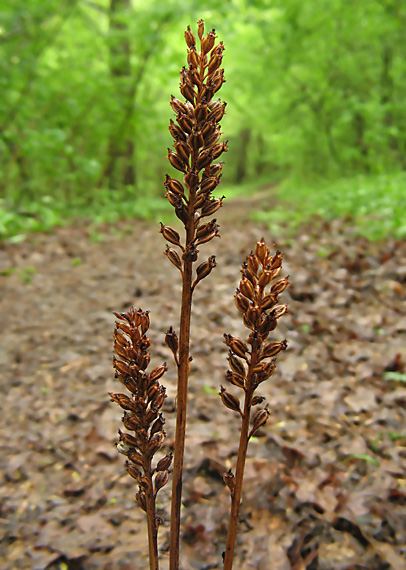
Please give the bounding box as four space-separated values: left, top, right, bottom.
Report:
0 205 405 570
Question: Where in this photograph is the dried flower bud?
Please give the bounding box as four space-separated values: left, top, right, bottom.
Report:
122 412 140 431
164 175 186 198
271 304 288 320
149 363 168 382
164 246 183 271
220 386 241 414
251 395 265 406
156 452 173 472
185 25 195 48
197 19 204 40
120 432 139 447
224 334 248 359
201 29 216 55
148 431 166 456
150 413 165 437
170 95 189 116
109 392 137 412
249 408 270 437
127 462 142 480
136 491 147 512
165 326 179 355
235 290 250 314
159 223 183 249
239 277 255 301
223 469 235 495
255 239 268 265
228 351 246 377
193 256 216 288
262 293 277 310
154 470 170 494
201 197 223 217
127 449 144 467
167 149 186 172
271 277 290 296
259 340 288 360
225 370 245 389
258 270 272 289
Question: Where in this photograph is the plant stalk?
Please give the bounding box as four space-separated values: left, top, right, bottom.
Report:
145 462 159 570
169 213 195 570
223 341 260 570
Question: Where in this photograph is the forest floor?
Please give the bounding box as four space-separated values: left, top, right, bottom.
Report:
1 189 405 570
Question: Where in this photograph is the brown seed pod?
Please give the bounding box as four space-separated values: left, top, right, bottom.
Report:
109 392 138 412
127 462 142 480
255 240 268 265
159 223 183 249
136 491 147 512
258 340 288 361
224 334 248 359
235 290 250 314
219 386 241 415
223 469 235 495
154 470 170 494
164 246 183 271
167 149 186 172
149 363 168 382
228 352 246 377
225 370 245 389
156 452 173 472
165 326 179 355
249 408 270 438
271 277 290 296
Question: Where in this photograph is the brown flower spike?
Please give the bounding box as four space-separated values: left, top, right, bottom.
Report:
160 20 228 570
109 307 171 570
222 239 289 570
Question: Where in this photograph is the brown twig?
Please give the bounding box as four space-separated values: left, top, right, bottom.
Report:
222 240 289 570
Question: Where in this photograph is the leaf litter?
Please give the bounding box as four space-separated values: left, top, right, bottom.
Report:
0 202 405 570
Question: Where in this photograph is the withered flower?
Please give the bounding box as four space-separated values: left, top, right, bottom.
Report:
221 240 289 570
109 307 170 521
161 19 227 290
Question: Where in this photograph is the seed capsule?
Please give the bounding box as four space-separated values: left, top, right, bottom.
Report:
228 351 246 377
220 386 241 414
136 491 147 512
185 25 195 48
250 408 270 437
154 470 170 494
149 363 167 382
224 334 248 359
164 246 183 271
223 469 235 494
255 239 268 265
126 462 142 480
165 326 179 355
167 149 186 172
156 452 173 472
159 223 183 249
271 277 290 296
259 340 288 360
225 370 245 389
235 290 250 314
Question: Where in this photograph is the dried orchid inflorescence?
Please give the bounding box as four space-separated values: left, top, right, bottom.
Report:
222 239 289 570
162 18 227 290
109 307 171 569
160 20 228 570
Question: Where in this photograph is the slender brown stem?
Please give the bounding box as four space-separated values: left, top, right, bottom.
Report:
145 461 159 570
169 214 195 570
223 332 261 570
223 389 252 570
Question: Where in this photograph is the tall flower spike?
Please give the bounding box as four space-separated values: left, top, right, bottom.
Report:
222 240 289 570
109 307 171 570
162 21 228 570
162 19 227 288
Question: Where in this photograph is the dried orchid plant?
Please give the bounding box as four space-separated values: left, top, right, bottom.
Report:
108 20 289 570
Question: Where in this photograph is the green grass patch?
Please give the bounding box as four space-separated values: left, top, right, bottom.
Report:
252 172 406 240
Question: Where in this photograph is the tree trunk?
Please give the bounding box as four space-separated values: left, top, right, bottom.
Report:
234 128 251 184
101 0 135 189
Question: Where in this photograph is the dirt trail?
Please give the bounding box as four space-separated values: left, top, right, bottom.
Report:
0 202 405 570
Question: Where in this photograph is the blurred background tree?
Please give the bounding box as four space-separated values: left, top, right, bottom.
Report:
1 0 405 237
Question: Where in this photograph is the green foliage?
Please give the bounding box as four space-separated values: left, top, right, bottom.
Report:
1 0 405 239
253 172 406 240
